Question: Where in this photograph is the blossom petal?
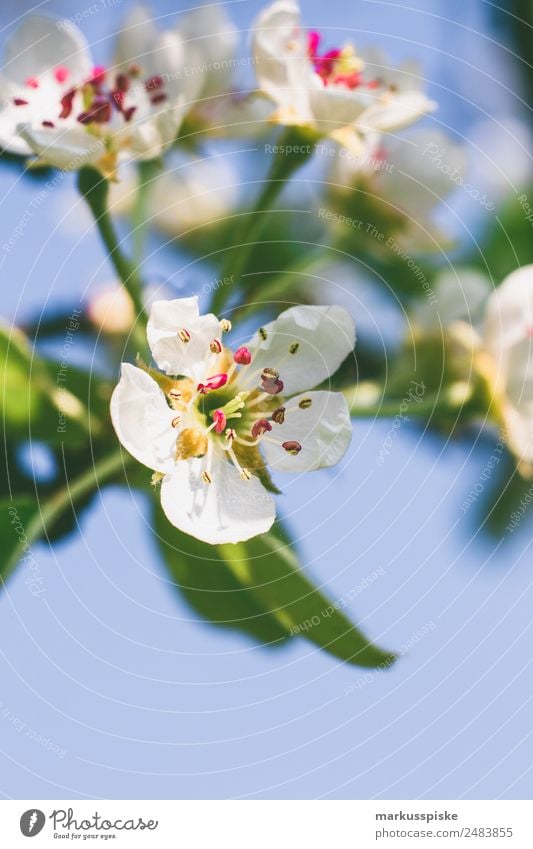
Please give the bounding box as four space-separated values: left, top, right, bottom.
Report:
147 296 220 379
358 91 436 133
309 81 369 130
114 5 159 70
0 104 32 156
179 4 238 97
244 305 355 395
483 265 533 359
160 450 275 543
17 122 105 170
110 363 177 473
262 390 352 472
4 15 91 84
252 0 311 116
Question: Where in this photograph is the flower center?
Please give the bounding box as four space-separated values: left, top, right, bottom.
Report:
307 31 378 90
14 62 170 131
163 322 308 482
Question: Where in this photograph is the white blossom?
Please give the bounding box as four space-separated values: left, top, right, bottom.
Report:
111 297 354 543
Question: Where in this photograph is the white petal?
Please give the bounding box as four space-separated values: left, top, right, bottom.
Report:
160 450 275 543
483 265 533 359
358 91 436 133
413 267 491 331
114 5 159 69
18 122 105 170
309 80 368 130
179 5 238 97
505 337 533 416
252 0 311 115
147 296 220 379
4 15 91 84
110 363 177 473
262 390 352 472
244 305 355 395
375 128 466 220
0 103 32 155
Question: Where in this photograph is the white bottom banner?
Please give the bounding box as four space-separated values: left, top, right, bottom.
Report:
0 800 530 847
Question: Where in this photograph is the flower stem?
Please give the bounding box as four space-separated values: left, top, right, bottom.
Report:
77 167 146 324
3 448 131 588
211 127 317 314
132 158 161 266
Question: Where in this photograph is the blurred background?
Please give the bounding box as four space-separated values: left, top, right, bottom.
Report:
0 0 531 799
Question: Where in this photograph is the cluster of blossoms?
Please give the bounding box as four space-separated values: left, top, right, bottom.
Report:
252 0 435 153
0 6 236 174
111 298 354 543
0 2 435 173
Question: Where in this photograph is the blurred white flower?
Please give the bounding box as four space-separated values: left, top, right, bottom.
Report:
111 297 354 543
109 153 239 234
252 0 436 153
0 15 187 175
329 129 465 249
87 284 135 335
450 266 533 474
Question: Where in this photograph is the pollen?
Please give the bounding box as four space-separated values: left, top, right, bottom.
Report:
176 428 208 460
282 440 302 455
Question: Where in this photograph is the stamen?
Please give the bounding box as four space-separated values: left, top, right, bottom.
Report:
258 327 268 341
115 73 130 93
225 444 252 481
225 428 236 442
282 441 302 455
220 319 232 333
145 75 164 91
54 66 69 84
25 77 39 89
178 328 191 343
261 377 284 395
272 406 286 424
261 367 279 381
289 342 299 354
151 93 167 106
42 121 55 128
210 338 223 354
168 388 182 401
251 418 272 438
171 415 182 429
299 398 312 409
212 409 227 434
13 98 29 106
59 89 76 119
201 471 212 484
234 346 251 365
197 373 228 394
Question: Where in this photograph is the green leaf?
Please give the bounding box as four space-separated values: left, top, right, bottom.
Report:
0 322 93 444
155 504 394 667
0 449 129 588
0 498 41 589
